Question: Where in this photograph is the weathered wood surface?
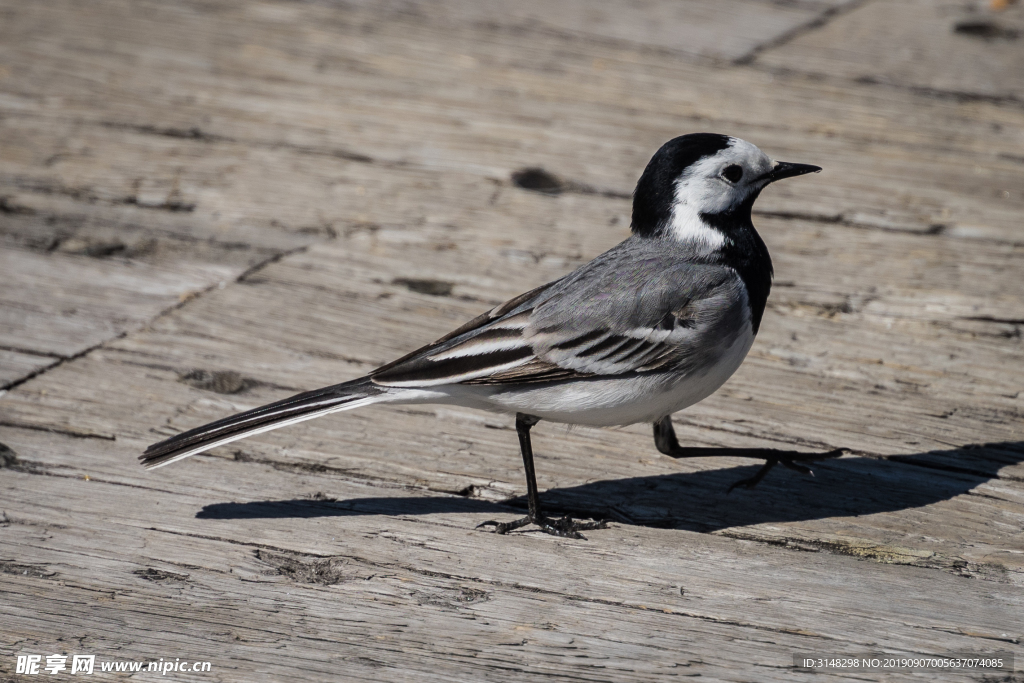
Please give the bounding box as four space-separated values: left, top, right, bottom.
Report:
1 0 1023 681
757 0 1024 101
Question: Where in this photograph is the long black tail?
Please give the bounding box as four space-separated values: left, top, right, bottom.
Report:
140 376 385 469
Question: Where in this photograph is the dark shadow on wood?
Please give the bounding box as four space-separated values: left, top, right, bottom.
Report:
196 441 1024 532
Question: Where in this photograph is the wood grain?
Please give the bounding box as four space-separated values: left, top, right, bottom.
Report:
1 0 1022 680
756 0 1024 101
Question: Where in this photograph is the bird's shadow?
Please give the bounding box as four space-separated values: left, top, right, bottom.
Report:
197 441 1024 532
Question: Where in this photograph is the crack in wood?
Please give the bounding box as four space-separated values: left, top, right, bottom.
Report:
133 567 190 582
98 120 375 164
960 315 1024 326
735 0 872 65
254 549 355 586
749 62 1024 114
1 246 308 392
140 526 840 640
0 560 57 579
0 420 115 441
2 458 184 494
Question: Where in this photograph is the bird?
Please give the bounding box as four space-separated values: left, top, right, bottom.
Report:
141 133 844 539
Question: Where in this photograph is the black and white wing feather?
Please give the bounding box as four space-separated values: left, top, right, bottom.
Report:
371 238 750 388
141 238 754 468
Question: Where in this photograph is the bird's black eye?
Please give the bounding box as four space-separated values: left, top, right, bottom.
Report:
722 165 743 183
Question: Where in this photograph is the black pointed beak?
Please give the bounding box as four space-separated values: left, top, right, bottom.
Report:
760 161 822 183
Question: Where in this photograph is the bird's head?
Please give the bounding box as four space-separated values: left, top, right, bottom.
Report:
631 133 820 248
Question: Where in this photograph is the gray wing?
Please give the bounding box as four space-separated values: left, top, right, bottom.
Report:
371 240 748 387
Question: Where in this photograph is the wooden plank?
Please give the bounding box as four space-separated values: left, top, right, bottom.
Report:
0 116 326 254
1 194 1021 578
756 0 1024 101
0 0 1022 244
1 439 1020 682
0 246 236 358
0 114 320 383
337 0 853 62
0 0 1022 679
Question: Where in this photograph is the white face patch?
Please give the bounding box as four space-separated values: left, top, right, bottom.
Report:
667 138 775 248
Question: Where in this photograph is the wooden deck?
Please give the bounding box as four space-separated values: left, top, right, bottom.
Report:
2 1 1023 680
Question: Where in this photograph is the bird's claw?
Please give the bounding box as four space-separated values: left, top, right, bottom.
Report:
727 448 849 492
780 458 814 475
477 514 608 540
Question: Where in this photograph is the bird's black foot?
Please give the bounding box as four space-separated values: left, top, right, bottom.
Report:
477 514 608 540
726 449 846 492
653 414 849 492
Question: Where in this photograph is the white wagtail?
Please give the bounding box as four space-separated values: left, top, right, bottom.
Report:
142 133 841 538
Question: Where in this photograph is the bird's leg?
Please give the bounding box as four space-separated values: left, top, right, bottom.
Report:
653 416 845 492
477 414 608 539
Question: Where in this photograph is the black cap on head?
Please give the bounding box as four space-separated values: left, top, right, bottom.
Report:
631 133 731 237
